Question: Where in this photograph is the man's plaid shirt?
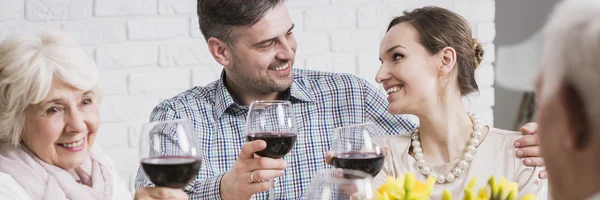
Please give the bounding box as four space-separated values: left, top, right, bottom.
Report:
135 69 416 199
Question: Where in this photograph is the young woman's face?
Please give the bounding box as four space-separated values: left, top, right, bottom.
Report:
376 22 443 115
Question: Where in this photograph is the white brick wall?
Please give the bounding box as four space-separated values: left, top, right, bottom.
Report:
0 0 496 192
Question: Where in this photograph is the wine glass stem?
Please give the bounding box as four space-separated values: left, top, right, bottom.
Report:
268 178 275 200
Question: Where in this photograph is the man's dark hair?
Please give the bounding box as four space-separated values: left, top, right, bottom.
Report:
197 0 285 45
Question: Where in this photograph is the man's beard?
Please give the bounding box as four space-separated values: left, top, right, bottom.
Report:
229 58 294 95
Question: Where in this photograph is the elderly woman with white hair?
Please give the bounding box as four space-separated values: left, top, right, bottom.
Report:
0 30 188 199
536 0 600 199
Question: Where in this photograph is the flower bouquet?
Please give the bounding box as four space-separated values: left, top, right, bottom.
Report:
376 172 536 200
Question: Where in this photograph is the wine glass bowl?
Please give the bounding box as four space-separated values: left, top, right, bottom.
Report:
331 122 385 177
139 119 202 188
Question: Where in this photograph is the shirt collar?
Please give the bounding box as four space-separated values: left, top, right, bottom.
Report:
213 69 315 119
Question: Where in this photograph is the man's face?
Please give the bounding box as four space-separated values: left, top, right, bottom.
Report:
226 3 297 95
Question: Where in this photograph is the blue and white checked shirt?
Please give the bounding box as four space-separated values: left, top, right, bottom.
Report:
135 69 416 199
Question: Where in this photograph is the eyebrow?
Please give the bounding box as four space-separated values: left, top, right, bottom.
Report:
379 44 407 61
39 91 94 106
252 24 295 47
386 44 406 54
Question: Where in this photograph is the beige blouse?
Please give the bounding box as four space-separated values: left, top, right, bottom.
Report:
373 128 548 199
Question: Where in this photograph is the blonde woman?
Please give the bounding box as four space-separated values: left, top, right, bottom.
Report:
0 30 187 199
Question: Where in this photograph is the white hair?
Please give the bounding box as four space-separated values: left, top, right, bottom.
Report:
0 30 102 146
540 0 600 128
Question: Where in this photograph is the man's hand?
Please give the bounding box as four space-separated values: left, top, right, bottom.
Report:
134 187 188 200
220 140 287 200
515 122 548 179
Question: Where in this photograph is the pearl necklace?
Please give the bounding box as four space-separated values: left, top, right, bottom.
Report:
410 113 485 184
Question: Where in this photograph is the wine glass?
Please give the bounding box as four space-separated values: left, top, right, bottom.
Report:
139 119 202 188
331 122 385 177
306 168 375 200
245 100 298 200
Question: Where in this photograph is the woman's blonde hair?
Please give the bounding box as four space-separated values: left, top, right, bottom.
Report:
0 30 102 146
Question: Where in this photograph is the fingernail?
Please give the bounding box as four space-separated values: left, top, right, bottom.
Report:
514 141 521 148
516 150 524 157
524 159 532 165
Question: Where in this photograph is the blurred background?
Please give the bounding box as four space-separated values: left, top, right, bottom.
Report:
0 0 557 191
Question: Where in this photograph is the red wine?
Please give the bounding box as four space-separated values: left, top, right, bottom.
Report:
246 132 297 159
141 156 202 188
332 152 385 177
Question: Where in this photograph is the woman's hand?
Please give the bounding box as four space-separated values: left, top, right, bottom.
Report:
134 187 188 200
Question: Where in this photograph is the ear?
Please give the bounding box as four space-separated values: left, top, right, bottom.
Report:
560 81 591 151
437 47 457 77
207 37 233 67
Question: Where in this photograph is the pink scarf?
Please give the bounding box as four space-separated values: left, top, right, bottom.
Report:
0 144 114 199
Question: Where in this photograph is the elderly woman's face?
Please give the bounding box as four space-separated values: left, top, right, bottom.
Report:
21 79 99 170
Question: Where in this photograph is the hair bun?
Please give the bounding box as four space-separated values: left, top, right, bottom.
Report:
472 38 484 69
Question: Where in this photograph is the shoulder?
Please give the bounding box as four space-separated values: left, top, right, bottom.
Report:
153 80 220 116
162 83 218 106
489 127 521 136
373 134 412 151
486 127 521 149
0 172 30 199
293 69 370 90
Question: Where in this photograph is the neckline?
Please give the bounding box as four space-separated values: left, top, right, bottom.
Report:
404 126 492 166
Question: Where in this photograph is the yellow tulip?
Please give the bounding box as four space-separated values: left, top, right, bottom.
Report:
375 174 537 200
463 188 476 200
468 177 478 190
520 194 537 200
424 177 436 196
488 176 499 198
405 173 416 191
506 190 517 200
442 189 453 200
477 187 488 199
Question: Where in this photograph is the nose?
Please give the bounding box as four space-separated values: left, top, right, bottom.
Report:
375 64 391 84
276 36 296 61
65 108 86 134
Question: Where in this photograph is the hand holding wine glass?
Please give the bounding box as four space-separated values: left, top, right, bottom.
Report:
244 100 298 199
219 140 287 200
